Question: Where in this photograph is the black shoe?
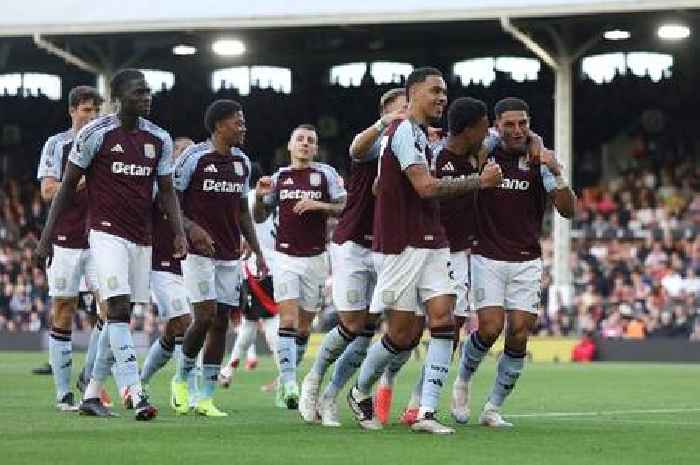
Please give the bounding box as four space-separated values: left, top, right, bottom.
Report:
79 397 118 417
347 385 373 422
135 396 158 421
32 363 52 375
56 392 79 412
76 372 87 394
347 385 382 430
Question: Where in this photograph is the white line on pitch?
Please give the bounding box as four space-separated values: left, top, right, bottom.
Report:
507 408 700 418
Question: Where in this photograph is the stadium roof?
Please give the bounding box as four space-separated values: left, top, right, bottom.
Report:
1 0 698 35
1 10 698 78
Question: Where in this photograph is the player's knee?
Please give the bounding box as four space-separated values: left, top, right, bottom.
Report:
210 311 229 333
105 295 131 323
340 313 367 335
165 314 191 338
53 298 77 329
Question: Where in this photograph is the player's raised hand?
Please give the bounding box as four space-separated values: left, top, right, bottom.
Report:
381 108 406 127
527 132 544 165
293 198 323 215
541 149 563 176
189 223 215 257
255 176 274 198
480 161 503 189
172 233 188 259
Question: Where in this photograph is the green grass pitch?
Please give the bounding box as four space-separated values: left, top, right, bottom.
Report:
2 351 698 465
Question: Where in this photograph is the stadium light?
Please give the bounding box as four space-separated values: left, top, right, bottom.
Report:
172 44 197 56
603 30 631 41
212 39 246 57
657 24 690 41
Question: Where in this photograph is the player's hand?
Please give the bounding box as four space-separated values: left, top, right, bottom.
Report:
293 199 323 215
527 132 544 165
172 233 188 259
76 177 87 192
380 109 406 127
239 239 252 260
189 223 215 257
540 149 562 176
255 254 269 279
479 161 503 189
255 176 274 199
34 237 52 270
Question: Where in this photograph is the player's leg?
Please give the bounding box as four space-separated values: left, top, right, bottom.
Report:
448 250 472 423
411 248 458 435
396 320 426 425
456 255 507 404
481 259 541 428
49 297 78 410
46 245 84 411
348 250 421 430
193 259 240 416
142 271 191 385
173 254 218 413
142 314 191 384
194 303 231 417
349 309 415 430
317 312 376 427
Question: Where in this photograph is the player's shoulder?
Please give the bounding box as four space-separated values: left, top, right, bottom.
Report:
47 129 73 145
138 118 171 143
310 162 340 178
178 141 212 166
231 147 251 164
83 114 120 135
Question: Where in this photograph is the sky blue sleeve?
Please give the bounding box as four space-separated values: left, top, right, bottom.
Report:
540 164 558 193
36 136 62 180
173 147 198 192
156 132 174 176
325 165 347 201
391 121 427 171
69 125 103 169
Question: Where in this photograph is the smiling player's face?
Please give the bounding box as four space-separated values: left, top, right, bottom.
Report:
496 110 530 153
288 128 318 162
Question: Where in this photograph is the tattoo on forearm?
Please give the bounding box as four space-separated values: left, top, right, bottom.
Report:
435 173 481 198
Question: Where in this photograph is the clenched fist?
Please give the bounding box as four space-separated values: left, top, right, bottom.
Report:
480 161 503 189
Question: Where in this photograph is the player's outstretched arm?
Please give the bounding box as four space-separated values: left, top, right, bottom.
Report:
404 161 502 199
157 174 188 258
35 162 84 264
349 110 404 160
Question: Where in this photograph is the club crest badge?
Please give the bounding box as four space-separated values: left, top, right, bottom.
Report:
518 156 530 171
234 161 244 176
309 172 321 187
144 143 156 159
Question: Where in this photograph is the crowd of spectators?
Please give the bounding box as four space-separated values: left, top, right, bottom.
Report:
539 161 700 340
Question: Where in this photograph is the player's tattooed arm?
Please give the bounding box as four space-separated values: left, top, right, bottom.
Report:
157 175 188 258
405 161 503 199
35 162 85 265
292 197 346 217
